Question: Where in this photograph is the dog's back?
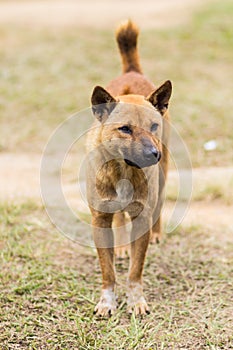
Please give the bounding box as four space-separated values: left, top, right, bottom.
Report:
107 20 155 97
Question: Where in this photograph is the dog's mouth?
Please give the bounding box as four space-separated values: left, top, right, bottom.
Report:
124 159 141 169
124 155 161 169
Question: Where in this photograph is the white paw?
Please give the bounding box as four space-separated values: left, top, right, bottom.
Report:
94 289 117 317
127 282 150 316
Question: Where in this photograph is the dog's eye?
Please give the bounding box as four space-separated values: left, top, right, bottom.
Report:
151 123 159 132
118 125 132 134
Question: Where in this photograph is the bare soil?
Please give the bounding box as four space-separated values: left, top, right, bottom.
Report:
0 0 212 29
1 152 232 235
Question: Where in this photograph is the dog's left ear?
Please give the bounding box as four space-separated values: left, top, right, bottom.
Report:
146 80 172 114
91 86 117 122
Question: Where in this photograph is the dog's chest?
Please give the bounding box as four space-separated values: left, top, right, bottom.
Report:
115 178 134 202
114 166 149 203
95 160 158 205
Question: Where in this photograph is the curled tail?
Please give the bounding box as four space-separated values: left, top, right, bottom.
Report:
116 20 142 74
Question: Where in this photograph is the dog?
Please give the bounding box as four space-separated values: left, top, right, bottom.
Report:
86 20 172 316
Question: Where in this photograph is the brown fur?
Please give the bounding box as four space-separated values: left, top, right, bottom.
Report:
86 20 172 316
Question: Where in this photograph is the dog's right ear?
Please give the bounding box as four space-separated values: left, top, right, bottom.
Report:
91 86 117 122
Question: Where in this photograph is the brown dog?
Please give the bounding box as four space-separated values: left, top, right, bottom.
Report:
86 20 172 316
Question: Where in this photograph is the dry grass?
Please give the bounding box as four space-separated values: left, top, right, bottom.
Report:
0 201 232 349
166 167 233 205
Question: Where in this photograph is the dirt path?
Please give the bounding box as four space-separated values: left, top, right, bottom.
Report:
0 0 212 29
1 152 232 234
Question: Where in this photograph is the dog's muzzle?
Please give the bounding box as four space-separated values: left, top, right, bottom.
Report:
124 148 161 169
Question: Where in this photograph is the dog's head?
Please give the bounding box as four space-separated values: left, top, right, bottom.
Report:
91 81 172 169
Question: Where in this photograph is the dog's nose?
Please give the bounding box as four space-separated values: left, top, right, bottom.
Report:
144 147 161 163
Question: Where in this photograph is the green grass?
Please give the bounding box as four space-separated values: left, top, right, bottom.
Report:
0 0 233 166
0 201 232 349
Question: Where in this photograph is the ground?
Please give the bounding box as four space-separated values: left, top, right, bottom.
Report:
0 0 211 29
0 0 233 349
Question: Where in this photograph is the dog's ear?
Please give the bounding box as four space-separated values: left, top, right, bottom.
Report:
91 86 117 122
146 80 172 114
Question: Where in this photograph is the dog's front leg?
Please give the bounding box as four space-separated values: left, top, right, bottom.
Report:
127 215 150 315
92 212 117 317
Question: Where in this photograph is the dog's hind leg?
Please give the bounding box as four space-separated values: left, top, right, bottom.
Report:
113 212 130 259
92 212 117 317
151 196 164 244
151 160 167 244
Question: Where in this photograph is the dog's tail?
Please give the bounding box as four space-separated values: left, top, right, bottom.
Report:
116 20 142 74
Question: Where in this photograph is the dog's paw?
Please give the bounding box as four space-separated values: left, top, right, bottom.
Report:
127 282 150 316
115 244 130 259
94 289 117 317
150 231 161 244
127 296 150 315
